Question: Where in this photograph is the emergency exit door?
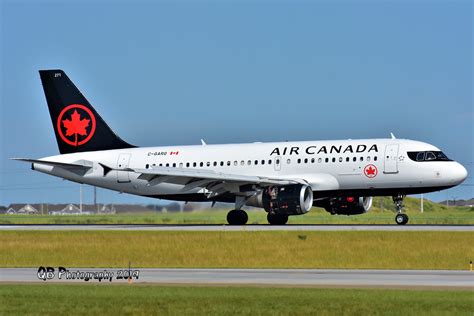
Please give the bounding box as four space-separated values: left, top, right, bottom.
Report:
384 144 399 174
117 153 131 183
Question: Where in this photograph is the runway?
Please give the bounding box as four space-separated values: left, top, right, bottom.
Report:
1 268 472 289
0 224 472 231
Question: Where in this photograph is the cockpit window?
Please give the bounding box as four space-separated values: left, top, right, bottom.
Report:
416 152 425 161
425 152 436 161
407 151 451 162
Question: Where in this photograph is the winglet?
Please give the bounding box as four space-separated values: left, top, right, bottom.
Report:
390 132 396 139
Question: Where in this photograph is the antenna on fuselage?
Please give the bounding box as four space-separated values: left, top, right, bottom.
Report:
390 132 396 139
201 139 207 146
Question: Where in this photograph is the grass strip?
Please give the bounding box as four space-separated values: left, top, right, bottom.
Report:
1 231 472 269
1 284 473 315
1 197 472 225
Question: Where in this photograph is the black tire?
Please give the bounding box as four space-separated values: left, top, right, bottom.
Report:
395 213 409 225
267 213 289 225
227 209 248 225
402 214 409 225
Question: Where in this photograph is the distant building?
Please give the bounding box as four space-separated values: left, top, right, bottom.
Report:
17 204 38 214
6 207 17 214
48 203 93 215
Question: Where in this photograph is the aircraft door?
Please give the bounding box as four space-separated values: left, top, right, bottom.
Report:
274 156 281 171
384 144 399 174
117 153 132 183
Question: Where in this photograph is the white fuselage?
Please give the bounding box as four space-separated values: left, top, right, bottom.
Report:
32 138 467 202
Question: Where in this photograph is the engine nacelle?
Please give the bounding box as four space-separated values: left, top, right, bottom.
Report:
247 184 313 215
324 196 373 215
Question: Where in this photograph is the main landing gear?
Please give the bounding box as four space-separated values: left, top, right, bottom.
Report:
226 209 248 225
393 194 409 225
227 196 249 225
267 213 288 225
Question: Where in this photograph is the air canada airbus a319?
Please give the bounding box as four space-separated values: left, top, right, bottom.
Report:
13 70 468 225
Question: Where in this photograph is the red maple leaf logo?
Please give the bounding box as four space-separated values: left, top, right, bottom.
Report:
364 164 377 178
366 166 375 175
62 110 90 146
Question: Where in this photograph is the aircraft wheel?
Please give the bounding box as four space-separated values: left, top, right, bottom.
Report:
227 209 248 225
395 213 409 225
267 213 288 225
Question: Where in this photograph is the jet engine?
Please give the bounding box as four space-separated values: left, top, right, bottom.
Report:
247 184 313 215
323 196 373 215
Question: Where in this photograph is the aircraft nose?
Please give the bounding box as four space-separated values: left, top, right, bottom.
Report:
450 162 468 184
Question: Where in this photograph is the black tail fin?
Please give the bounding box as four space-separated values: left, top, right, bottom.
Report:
39 69 135 154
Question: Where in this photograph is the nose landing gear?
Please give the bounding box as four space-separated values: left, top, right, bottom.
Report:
393 195 409 225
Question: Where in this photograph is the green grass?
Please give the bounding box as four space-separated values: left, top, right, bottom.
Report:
1 231 472 269
1 197 472 225
1 284 472 315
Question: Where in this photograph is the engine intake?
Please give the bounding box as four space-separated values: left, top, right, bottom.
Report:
247 184 313 215
324 196 373 215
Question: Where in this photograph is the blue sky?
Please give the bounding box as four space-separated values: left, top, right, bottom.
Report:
1 1 472 206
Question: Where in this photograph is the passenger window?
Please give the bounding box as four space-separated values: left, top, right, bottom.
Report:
234 161 238 166
367 157 371 162
325 158 329 163
353 157 356 162
332 158 336 163
346 157 349 162
268 159 272 164
220 161 224 166
425 152 436 161
179 163 183 168
297 159 301 164
248 160 251 165
241 160 245 166
200 162 204 167
339 157 343 162
227 161 231 166
374 156 378 161
207 162 210 167
261 160 265 165
166 163 170 167
287 159 291 164
311 158 315 163
416 152 425 161
360 157 364 161
193 162 197 167
186 162 190 167
304 158 308 163
254 160 258 165
146 164 149 169
318 158 322 163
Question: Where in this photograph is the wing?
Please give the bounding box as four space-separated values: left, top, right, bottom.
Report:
125 166 303 198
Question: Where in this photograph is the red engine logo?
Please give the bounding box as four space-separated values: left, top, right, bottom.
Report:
364 164 378 178
57 104 96 146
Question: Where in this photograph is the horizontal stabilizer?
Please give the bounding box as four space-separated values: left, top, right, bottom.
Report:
11 158 93 169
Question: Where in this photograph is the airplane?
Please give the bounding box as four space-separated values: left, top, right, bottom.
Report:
13 70 468 225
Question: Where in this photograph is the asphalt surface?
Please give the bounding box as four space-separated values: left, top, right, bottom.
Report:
0 224 472 231
1 268 473 288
